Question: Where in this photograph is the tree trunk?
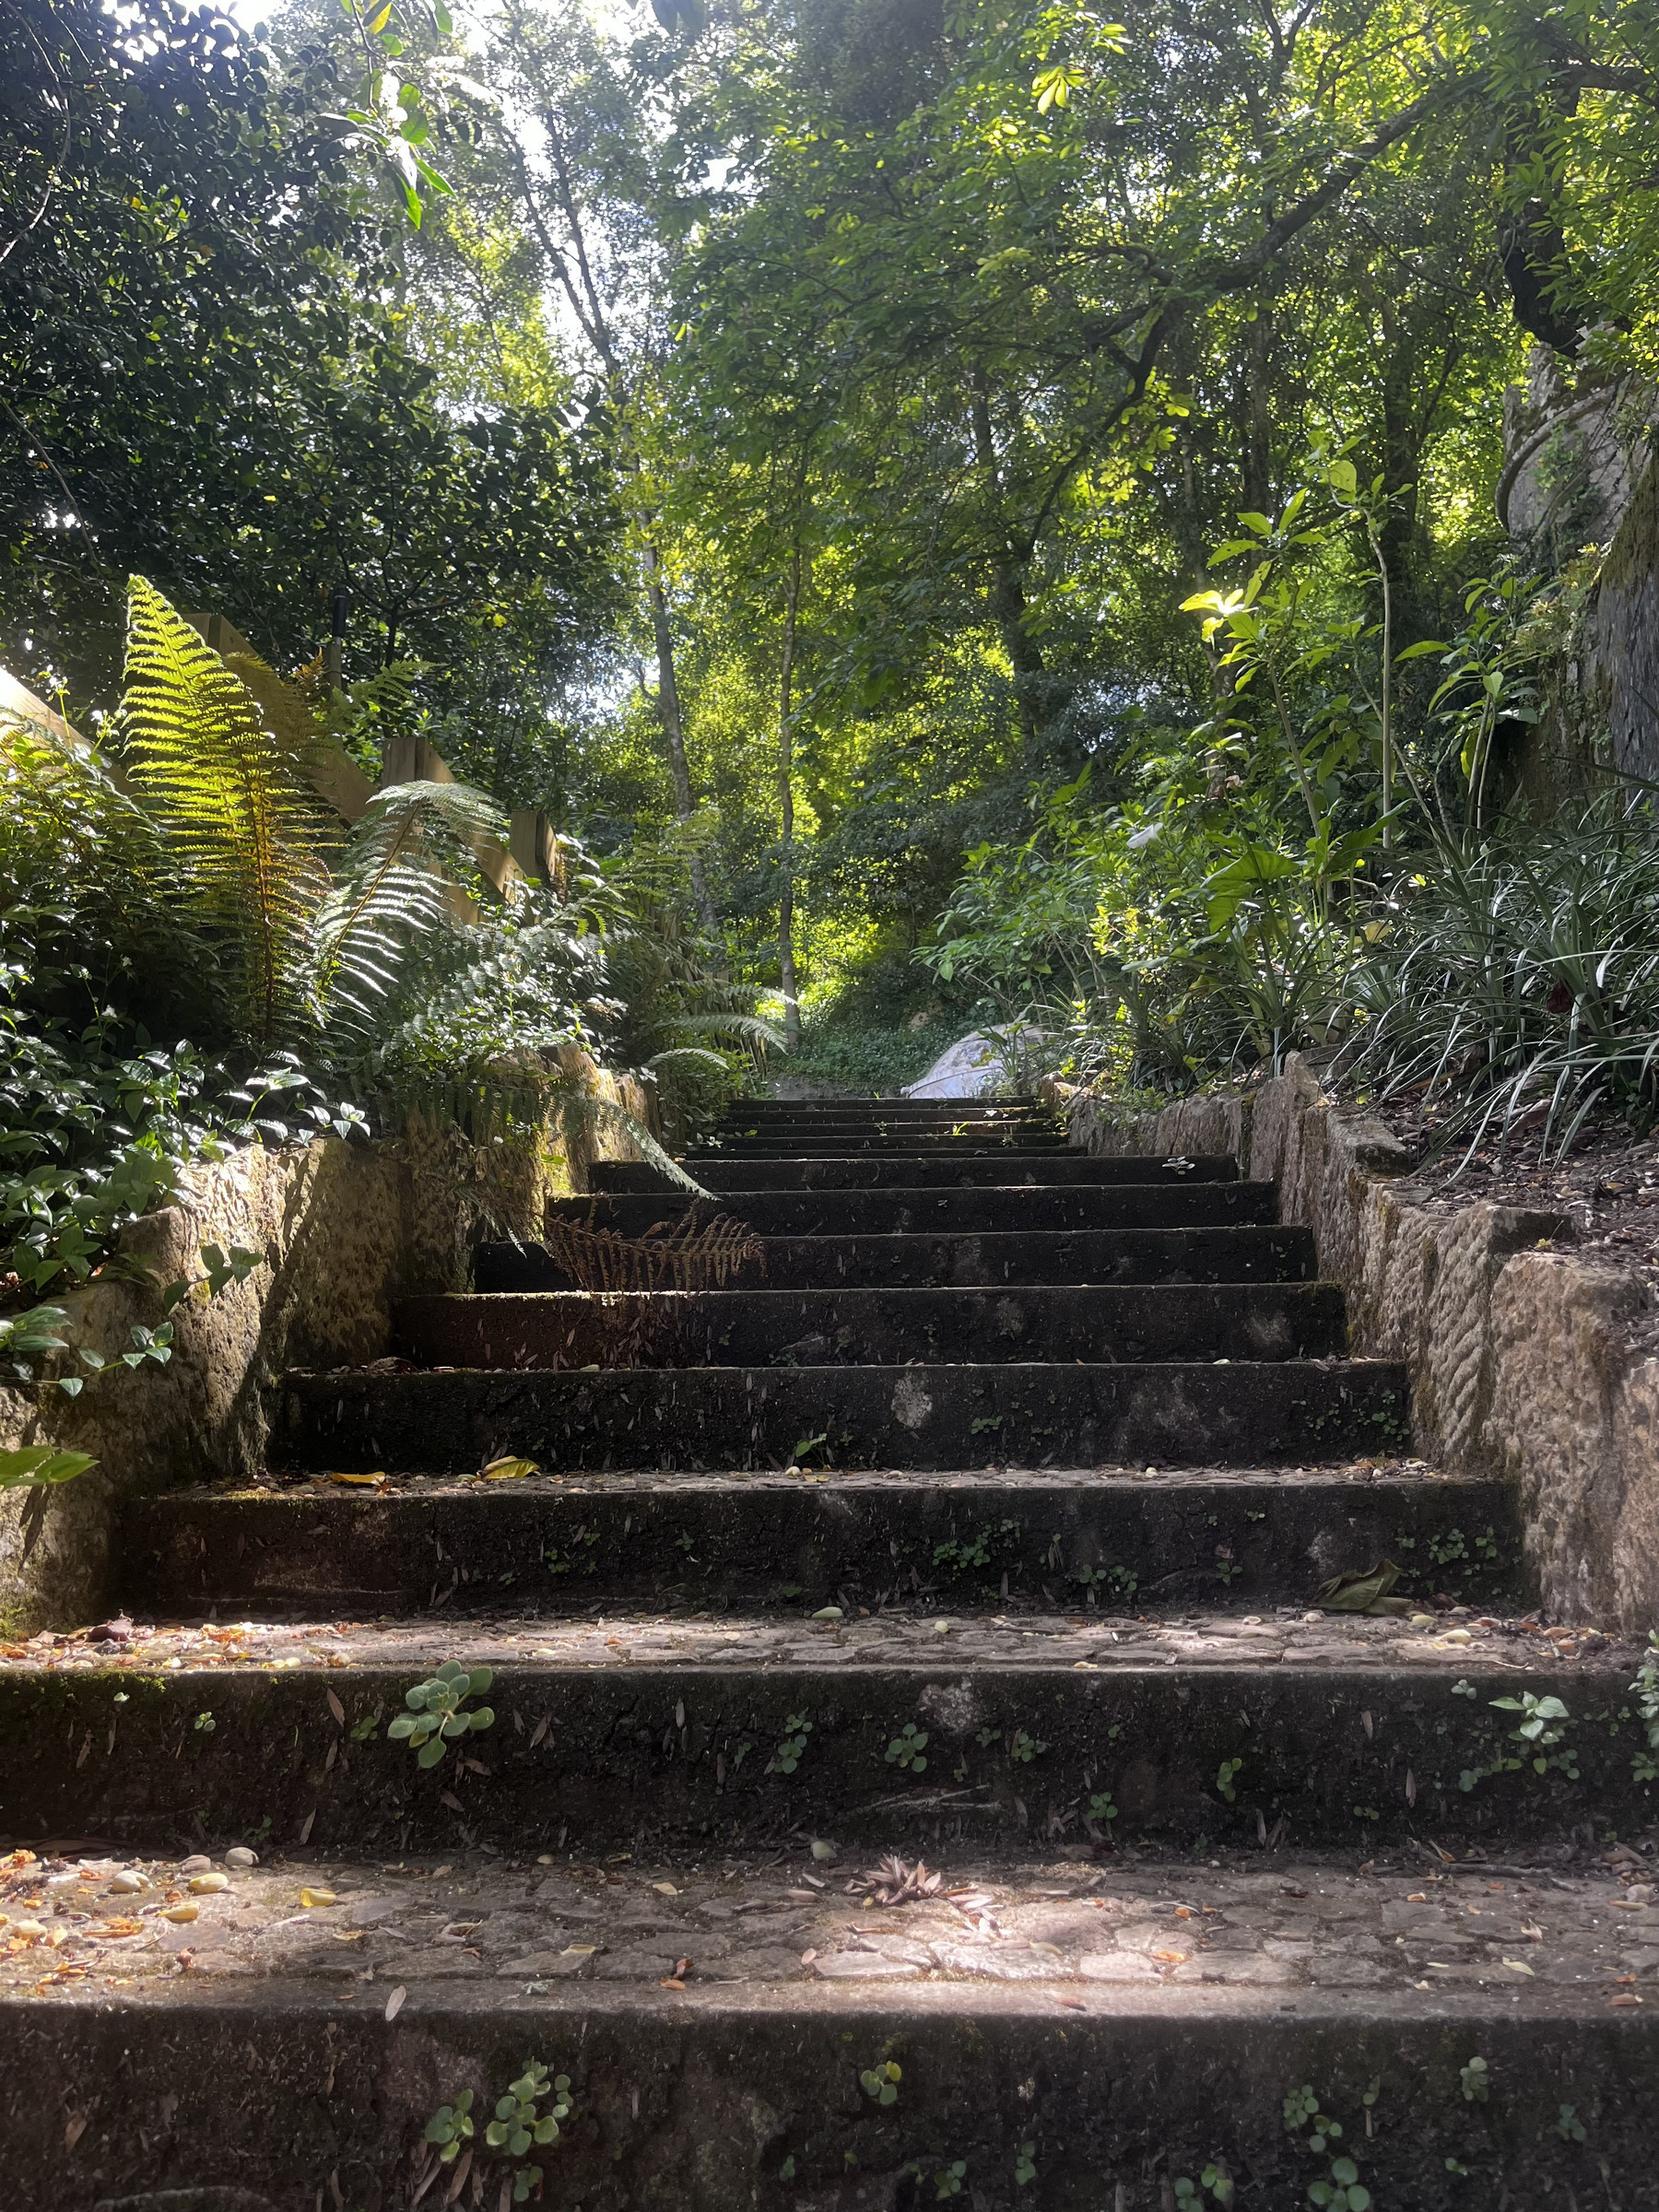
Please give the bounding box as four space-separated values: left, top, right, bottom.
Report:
642 540 720 941
1241 306 1274 519
777 548 802 1051
970 375 1045 753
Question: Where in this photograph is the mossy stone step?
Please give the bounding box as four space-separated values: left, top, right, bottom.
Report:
0 1609 1639 1854
274 1359 1410 1475
393 1282 1348 1371
5 1849 1657 2210
121 1464 1521 1618
547 1184 1277 1237
476 1225 1320 1291
591 1153 1240 1192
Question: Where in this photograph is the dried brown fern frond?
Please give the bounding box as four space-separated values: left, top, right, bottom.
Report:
541 1203 765 1292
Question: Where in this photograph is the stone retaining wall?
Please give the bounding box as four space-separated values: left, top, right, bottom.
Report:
0 1056 652 1632
1059 1058 1659 1634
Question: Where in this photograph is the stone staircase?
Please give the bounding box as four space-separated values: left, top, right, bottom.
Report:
3 1096 1657 2208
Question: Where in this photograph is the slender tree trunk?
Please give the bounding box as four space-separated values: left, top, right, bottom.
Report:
777 547 802 1050
1241 306 1274 518
642 539 720 940
969 374 1044 753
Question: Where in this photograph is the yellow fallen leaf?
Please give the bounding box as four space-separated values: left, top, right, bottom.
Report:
328 1472 386 1488
300 1888 337 1909
161 1903 198 1924
652 1882 678 1897
1502 1957 1535 1976
480 1455 538 1481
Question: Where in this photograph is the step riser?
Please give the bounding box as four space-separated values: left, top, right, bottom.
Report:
476 1228 1320 1292
123 1477 1524 1618
703 1138 1073 1156
0 1661 1630 1853
395 1285 1349 1370
9 1996 1652 2212
594 1156 1239 1192
550 1187 1279 1236
276 1363 1410 1474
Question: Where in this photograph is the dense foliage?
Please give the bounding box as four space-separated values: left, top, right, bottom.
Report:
4 0 1659 1277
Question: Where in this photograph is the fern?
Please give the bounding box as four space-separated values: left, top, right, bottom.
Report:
310 779 506 1046
116 577 328 1049
542 1203 763 1291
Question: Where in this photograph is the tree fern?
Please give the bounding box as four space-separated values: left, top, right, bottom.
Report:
116 577 328 1049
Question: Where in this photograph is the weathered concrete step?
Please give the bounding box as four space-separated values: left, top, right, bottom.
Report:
547 1184 1277 1238
395 1283 1347 1371
0 1609 1640 1853
122 1465 1521 1618
593 1154 1238 1192
4 1848 1655 2212
10 1910 1657 2212
724 1099 1045 1121
477 1225 1319 1291
276 1358 1409 1473
702 1135 1073 1156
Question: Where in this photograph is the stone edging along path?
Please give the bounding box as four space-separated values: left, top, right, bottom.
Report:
1056 1054 1659 1635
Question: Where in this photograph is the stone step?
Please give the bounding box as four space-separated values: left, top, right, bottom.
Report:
9 1847 1655 2210
476 1225 1320 1291
725 1098 1044 1119
703 1141 1079 1159
0 1609 1637 1854
394 1282 1348 1370
275 1358 1410 1474
122 1465 1522 1619
547 1184 1278 1238
592 1153 1239 1192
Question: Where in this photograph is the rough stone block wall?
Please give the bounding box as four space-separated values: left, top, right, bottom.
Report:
1061 1058 1659 1634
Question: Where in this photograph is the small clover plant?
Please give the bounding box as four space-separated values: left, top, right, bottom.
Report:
422 2090 474 2164
389 1659 494 1770
486 2062 572 2201
859 2060 900 2107
886 1722 929 1771
770 1712 812 1775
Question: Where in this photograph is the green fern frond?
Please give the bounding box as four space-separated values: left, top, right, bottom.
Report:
115 578 328 1049
657 1011 787 1056
311 780 507 1043
560 1089 712 1197
643 1046 738 1075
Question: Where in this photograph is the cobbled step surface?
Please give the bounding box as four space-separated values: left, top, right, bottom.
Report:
477 1224 1321 1289
547 1183 1277 1236
393 1281 1348 1370
8 1843 1658 2210
122 1462 1520 1617
0 1607 1641 1854
592 1152 1240 1192
275 1358 1409 1473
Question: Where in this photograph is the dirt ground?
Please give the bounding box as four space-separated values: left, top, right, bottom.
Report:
1335 1079 1659 1296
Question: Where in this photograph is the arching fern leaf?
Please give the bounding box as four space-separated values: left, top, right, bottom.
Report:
310 779 506 1047
115 577 328 1049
